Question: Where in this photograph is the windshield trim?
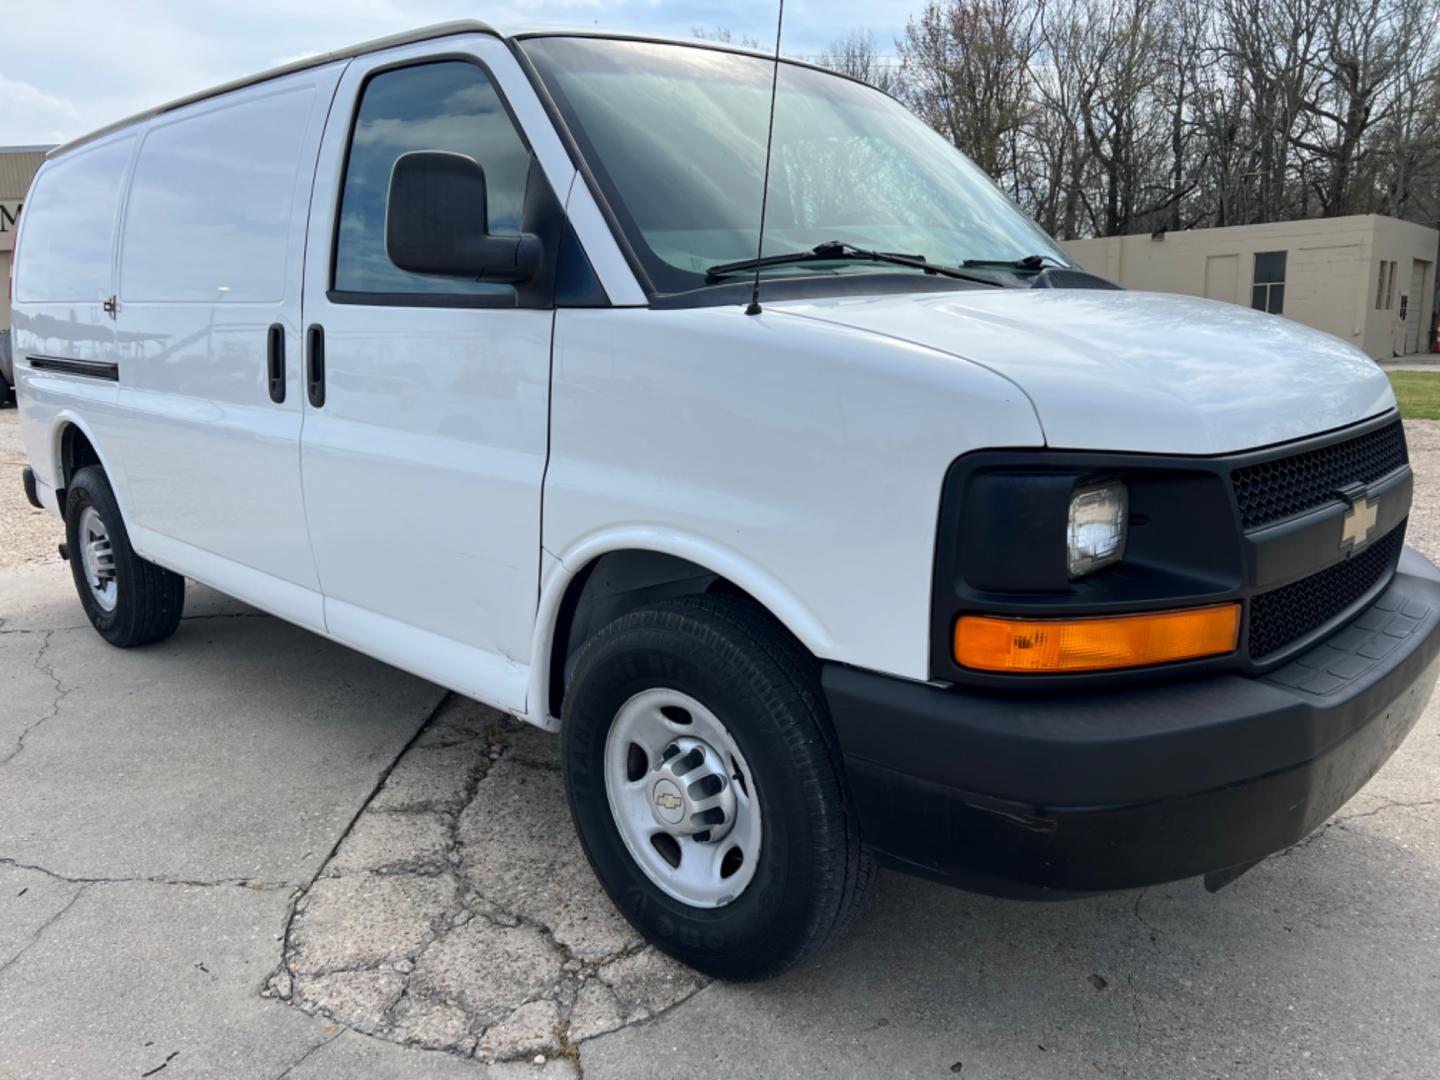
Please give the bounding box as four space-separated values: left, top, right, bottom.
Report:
512 29 902 106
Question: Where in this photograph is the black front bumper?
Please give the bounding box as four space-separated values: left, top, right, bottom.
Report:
825 547 1440 897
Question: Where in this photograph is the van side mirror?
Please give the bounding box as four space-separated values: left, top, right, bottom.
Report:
385 151 542 284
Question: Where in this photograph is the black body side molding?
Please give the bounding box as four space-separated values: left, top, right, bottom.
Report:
29 355 120 381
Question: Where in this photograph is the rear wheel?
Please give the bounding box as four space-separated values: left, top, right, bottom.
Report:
64 466 185 647
562 594 873 980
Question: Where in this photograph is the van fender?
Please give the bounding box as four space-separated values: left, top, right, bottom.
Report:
47 410 137 537
525 526 837 730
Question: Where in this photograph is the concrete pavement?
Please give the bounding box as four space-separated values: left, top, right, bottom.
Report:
2 407 1440 1078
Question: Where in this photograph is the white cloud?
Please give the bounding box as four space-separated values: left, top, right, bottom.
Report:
0 74 81 145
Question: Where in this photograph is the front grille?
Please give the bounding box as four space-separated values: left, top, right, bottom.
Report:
1232 421 1407 530
1247 525 1403 659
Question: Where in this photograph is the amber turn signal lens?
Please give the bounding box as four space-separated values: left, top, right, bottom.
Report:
954 604 1241 673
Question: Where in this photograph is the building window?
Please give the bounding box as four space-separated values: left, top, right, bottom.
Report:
1376 260 1398 310
1251 250 1286 315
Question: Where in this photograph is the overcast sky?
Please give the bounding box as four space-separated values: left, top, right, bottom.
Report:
1 1 910 146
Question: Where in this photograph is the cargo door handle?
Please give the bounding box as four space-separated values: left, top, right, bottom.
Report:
266 324 286 403
306 324 325 408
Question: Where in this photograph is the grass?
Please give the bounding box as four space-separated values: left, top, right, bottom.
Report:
1387 371 1440 420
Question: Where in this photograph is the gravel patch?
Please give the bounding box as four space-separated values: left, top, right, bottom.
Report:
0 409 63 570
1402 419 1440 560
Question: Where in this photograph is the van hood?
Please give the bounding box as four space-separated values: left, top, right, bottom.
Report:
773 289 1396 455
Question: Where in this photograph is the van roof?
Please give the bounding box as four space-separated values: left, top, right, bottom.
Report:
49 20 846 161
50 20 499 159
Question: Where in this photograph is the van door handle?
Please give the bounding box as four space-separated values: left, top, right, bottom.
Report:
266 324 286 403
306 324 325 408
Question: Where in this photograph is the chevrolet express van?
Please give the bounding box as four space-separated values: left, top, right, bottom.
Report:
12 21 1440 980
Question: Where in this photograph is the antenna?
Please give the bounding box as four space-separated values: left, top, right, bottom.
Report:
746 0 785 317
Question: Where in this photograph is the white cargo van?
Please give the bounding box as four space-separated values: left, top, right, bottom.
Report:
12 21 1440 979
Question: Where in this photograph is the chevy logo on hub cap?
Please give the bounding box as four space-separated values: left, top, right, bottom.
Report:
1341 492 1379 550
652 779 685 825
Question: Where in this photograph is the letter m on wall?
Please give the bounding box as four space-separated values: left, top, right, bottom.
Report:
0 202 20 254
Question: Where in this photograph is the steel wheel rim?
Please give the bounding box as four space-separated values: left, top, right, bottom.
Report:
78 505 118 612
603 688 762 908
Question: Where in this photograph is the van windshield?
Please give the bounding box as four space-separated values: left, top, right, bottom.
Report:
522 36 1069 295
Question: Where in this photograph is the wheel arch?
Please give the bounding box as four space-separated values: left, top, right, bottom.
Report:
528 531 836 730
49 414 133 528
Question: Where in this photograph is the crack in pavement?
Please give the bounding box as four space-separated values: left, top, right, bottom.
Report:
0 881 90 978
0 610 271 636
269 698 712 1066
269 691 457 998
0 858 295 891
1132 888 1162 947
1277 795 1440 858
1334 796 1440 824
0 630 68 771
271 1023 348 1080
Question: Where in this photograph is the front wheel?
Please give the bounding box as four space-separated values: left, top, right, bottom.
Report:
64 465 185 647
562 595 873 980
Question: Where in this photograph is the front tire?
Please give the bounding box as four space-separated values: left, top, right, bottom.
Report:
64 466 185 647
562 594 873 980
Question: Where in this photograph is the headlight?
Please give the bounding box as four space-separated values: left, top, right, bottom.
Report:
1067 481 1127 578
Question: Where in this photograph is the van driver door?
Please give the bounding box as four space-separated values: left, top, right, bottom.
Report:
299 34 568 713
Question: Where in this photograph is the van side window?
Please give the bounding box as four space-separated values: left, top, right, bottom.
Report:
14 137 134 303
333 61 530 299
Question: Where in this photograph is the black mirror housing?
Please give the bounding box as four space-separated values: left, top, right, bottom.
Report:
385 151 542 284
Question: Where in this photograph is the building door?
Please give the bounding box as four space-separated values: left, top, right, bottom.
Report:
1405 259 1430 354
1204 254 1239 304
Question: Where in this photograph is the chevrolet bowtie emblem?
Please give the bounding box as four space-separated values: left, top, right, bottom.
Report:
655 792 682 811
1341 493 1379 549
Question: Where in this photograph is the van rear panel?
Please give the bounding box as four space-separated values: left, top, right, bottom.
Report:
11 134 136 501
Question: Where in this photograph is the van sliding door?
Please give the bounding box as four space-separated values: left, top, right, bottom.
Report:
111 65 344 629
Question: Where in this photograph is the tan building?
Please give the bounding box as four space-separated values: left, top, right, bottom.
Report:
1 146 51 332
1063 214 1439 360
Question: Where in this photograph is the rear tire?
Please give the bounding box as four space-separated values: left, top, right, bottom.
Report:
0 378 11 408
561 594 873 980
64 466 185 647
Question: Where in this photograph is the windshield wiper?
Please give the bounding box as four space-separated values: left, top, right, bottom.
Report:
961 253 1069 272
705 241 1006 287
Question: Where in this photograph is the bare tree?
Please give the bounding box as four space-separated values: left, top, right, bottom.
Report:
1023 0 1096 236
691 27 763 50
696 0 1440 240
898 0 1038 183
818 29 901 94
1293 0 1435 214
